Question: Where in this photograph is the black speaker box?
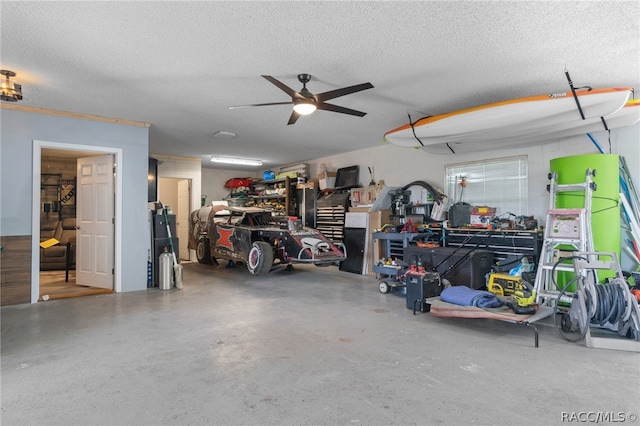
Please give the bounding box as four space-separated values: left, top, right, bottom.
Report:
448 203 471 228
404 246 493 290
405 272 441 312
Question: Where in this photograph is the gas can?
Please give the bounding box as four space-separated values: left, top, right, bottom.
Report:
159 251 173 290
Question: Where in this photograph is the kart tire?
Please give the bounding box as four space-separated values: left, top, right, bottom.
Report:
196 239 212 265
247 241 274 275
379 281 391 294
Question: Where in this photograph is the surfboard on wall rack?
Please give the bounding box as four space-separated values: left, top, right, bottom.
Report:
383 87 634 152
419 99 640 155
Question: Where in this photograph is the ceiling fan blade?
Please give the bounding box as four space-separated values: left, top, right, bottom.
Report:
315 82 374 102
316 102 367 117
262 75 299 98
287 111 301 125
228 101 292 110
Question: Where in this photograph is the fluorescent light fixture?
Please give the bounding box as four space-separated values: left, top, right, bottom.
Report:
292 100 316 115
212 131 237 139
210 156 262 166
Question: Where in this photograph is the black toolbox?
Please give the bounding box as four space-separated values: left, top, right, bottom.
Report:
404 246 493 290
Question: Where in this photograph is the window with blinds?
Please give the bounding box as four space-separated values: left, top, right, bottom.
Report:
445 155 528 216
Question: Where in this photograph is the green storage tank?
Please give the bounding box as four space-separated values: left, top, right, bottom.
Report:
549 153 620 285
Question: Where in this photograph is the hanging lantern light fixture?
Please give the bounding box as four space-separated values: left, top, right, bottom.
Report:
0 70 23 102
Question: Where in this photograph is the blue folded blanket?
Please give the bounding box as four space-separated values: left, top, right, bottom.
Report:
440 285 504 308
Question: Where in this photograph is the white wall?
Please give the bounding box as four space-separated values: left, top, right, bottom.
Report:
158 178 179 211
608 123 640 182
1 108 150 298
201 167 261 204
294 123 639 271
301 123 640 226
155 155 202 215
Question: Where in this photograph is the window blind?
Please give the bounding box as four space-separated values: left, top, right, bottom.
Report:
445 155 528 216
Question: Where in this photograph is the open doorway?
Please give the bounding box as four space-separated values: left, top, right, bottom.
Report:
158 177 191 261
32 142 122 303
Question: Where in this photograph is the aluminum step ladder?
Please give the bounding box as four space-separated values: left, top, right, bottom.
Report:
534 169 596 306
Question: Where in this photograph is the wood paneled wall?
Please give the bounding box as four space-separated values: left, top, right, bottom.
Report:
1 235 32 306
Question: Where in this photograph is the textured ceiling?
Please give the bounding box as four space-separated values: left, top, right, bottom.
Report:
1 1 638 171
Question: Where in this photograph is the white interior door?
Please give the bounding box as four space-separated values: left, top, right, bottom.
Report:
76 154 115 289
177 179 190 260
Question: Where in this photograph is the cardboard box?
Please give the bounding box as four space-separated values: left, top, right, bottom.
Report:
349 206 371 213
365 209 394 276
369 209 393 231
317 171 336 190
470 206 496 227
350 187 363 207
296 181 316 189
350 186 377 207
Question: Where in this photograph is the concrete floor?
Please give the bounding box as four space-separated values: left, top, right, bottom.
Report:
2 262 639 426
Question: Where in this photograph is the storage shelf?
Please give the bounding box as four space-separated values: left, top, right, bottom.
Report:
371 232 421 273
250 176 296 216
372 264 403 276
250 195 286 200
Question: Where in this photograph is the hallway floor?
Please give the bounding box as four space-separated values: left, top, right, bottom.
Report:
39 270 113 301
2 262 639 425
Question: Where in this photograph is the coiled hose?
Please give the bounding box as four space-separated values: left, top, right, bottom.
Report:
551 255 635 342
591 277 633 327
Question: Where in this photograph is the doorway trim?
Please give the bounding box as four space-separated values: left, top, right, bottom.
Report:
31 140 124 303
158 177 192 261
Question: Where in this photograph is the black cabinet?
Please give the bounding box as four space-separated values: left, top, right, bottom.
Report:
339 228 366 274
444 228 542 264
153 214 176 239
297 187 317 228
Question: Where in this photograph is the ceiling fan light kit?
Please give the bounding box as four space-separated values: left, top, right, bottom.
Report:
210 156 262 166
0 69 23 102
292 100 316 115
230 73 373 125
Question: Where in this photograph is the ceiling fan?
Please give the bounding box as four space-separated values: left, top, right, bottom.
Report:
229 74 374 125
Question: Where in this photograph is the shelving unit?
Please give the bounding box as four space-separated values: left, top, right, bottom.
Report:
250 176 296 217
41 174 76 220
371 231 421 278
41 174 62 215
